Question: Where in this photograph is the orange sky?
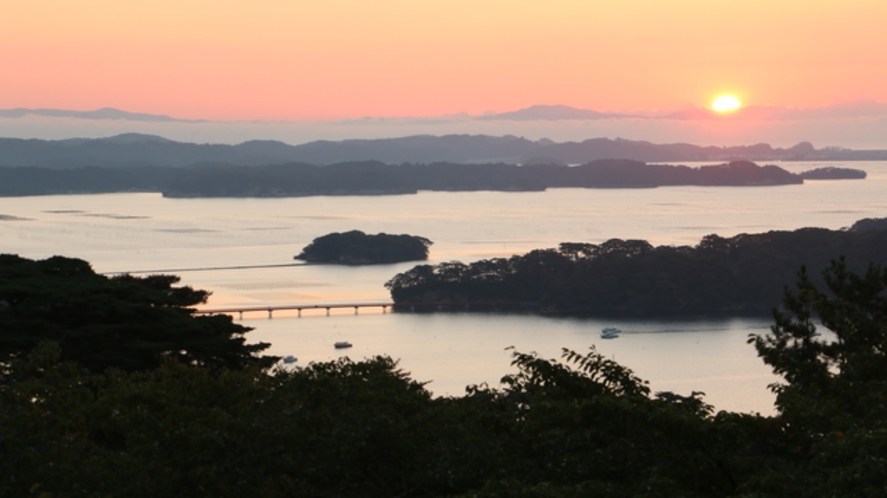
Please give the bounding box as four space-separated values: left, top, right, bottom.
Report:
2 0 886 120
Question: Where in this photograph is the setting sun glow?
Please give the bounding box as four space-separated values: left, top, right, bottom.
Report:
712 95 742 113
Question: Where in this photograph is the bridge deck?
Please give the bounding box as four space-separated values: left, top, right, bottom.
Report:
195 300 526 319
196 302 394 318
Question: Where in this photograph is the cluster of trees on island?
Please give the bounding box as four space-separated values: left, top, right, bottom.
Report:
386 218 887 317
295 230 432 265
0 158 866 197
3 244 887 495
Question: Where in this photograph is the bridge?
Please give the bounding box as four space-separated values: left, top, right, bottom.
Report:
195 301 394 319
195 299 526 319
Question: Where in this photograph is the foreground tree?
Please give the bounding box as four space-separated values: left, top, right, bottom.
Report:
752 258 887 429
750 258 887 495
0 254 274 372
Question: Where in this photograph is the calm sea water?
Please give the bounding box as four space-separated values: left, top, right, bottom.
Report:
2 160 886 414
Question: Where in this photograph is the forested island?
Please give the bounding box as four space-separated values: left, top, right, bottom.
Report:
3 251 887 496
386 217 887 317
798 166 868 180
295 230 432 264
0 152 866 197
158 160 862 196
0 133 873 196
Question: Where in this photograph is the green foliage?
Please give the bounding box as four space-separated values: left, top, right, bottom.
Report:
752 259 887 429
0 254 274 372
296 229 432 264
749 259 887 495
0 349 437 497
0 340 756 498
503 346 651 399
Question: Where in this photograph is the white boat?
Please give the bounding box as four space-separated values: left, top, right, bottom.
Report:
334 341 353 349
601 327 621 339
282 355 298 364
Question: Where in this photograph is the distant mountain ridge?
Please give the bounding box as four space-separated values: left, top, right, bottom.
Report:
4 101 887 124
0 107 195 122
1 133 886 169
484 101 887 121
477 105 635 121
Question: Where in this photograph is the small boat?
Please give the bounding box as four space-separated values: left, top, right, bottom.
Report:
601 327 621 339
334 341 353 349
282 355 298 364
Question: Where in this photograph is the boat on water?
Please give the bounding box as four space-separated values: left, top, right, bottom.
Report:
334 341 353 349
601 327 621 339
282 355 298 364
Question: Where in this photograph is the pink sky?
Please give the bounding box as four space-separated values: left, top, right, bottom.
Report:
2 1 887 121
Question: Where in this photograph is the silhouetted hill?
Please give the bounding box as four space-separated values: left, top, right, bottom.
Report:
477 105 632 121
2 134 886 169
285 135 540 164
0 107 190 122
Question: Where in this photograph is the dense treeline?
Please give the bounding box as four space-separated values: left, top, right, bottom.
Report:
0 165 178 196
2 255 887 496
386 220 887 317
1 160 864 197
296 230 432 264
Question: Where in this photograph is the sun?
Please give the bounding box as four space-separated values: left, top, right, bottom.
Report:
711 95 742 113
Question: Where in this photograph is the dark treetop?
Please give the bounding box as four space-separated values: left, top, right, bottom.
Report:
296 230 433 265
0 254 275 372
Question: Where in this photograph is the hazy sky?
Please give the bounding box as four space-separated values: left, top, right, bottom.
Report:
3 1 886 121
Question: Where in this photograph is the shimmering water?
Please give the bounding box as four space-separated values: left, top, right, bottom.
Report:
2 161 885 414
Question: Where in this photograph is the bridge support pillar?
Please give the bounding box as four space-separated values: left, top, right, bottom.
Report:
268 308 273 319
238 311 243 320
297 309 301 317
354 306 359 315
326 307 330 316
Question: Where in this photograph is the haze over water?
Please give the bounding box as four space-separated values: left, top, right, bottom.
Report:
2 160 886 414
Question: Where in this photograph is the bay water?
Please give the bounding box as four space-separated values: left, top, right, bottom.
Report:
2 160 886 414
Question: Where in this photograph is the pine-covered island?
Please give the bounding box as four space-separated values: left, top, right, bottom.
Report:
385 217 887 317
295 230 432 265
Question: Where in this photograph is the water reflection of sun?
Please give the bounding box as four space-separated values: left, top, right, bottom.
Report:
712 95 742 113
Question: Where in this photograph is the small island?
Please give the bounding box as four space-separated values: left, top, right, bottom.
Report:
295 230 432 265
798 167 867 180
